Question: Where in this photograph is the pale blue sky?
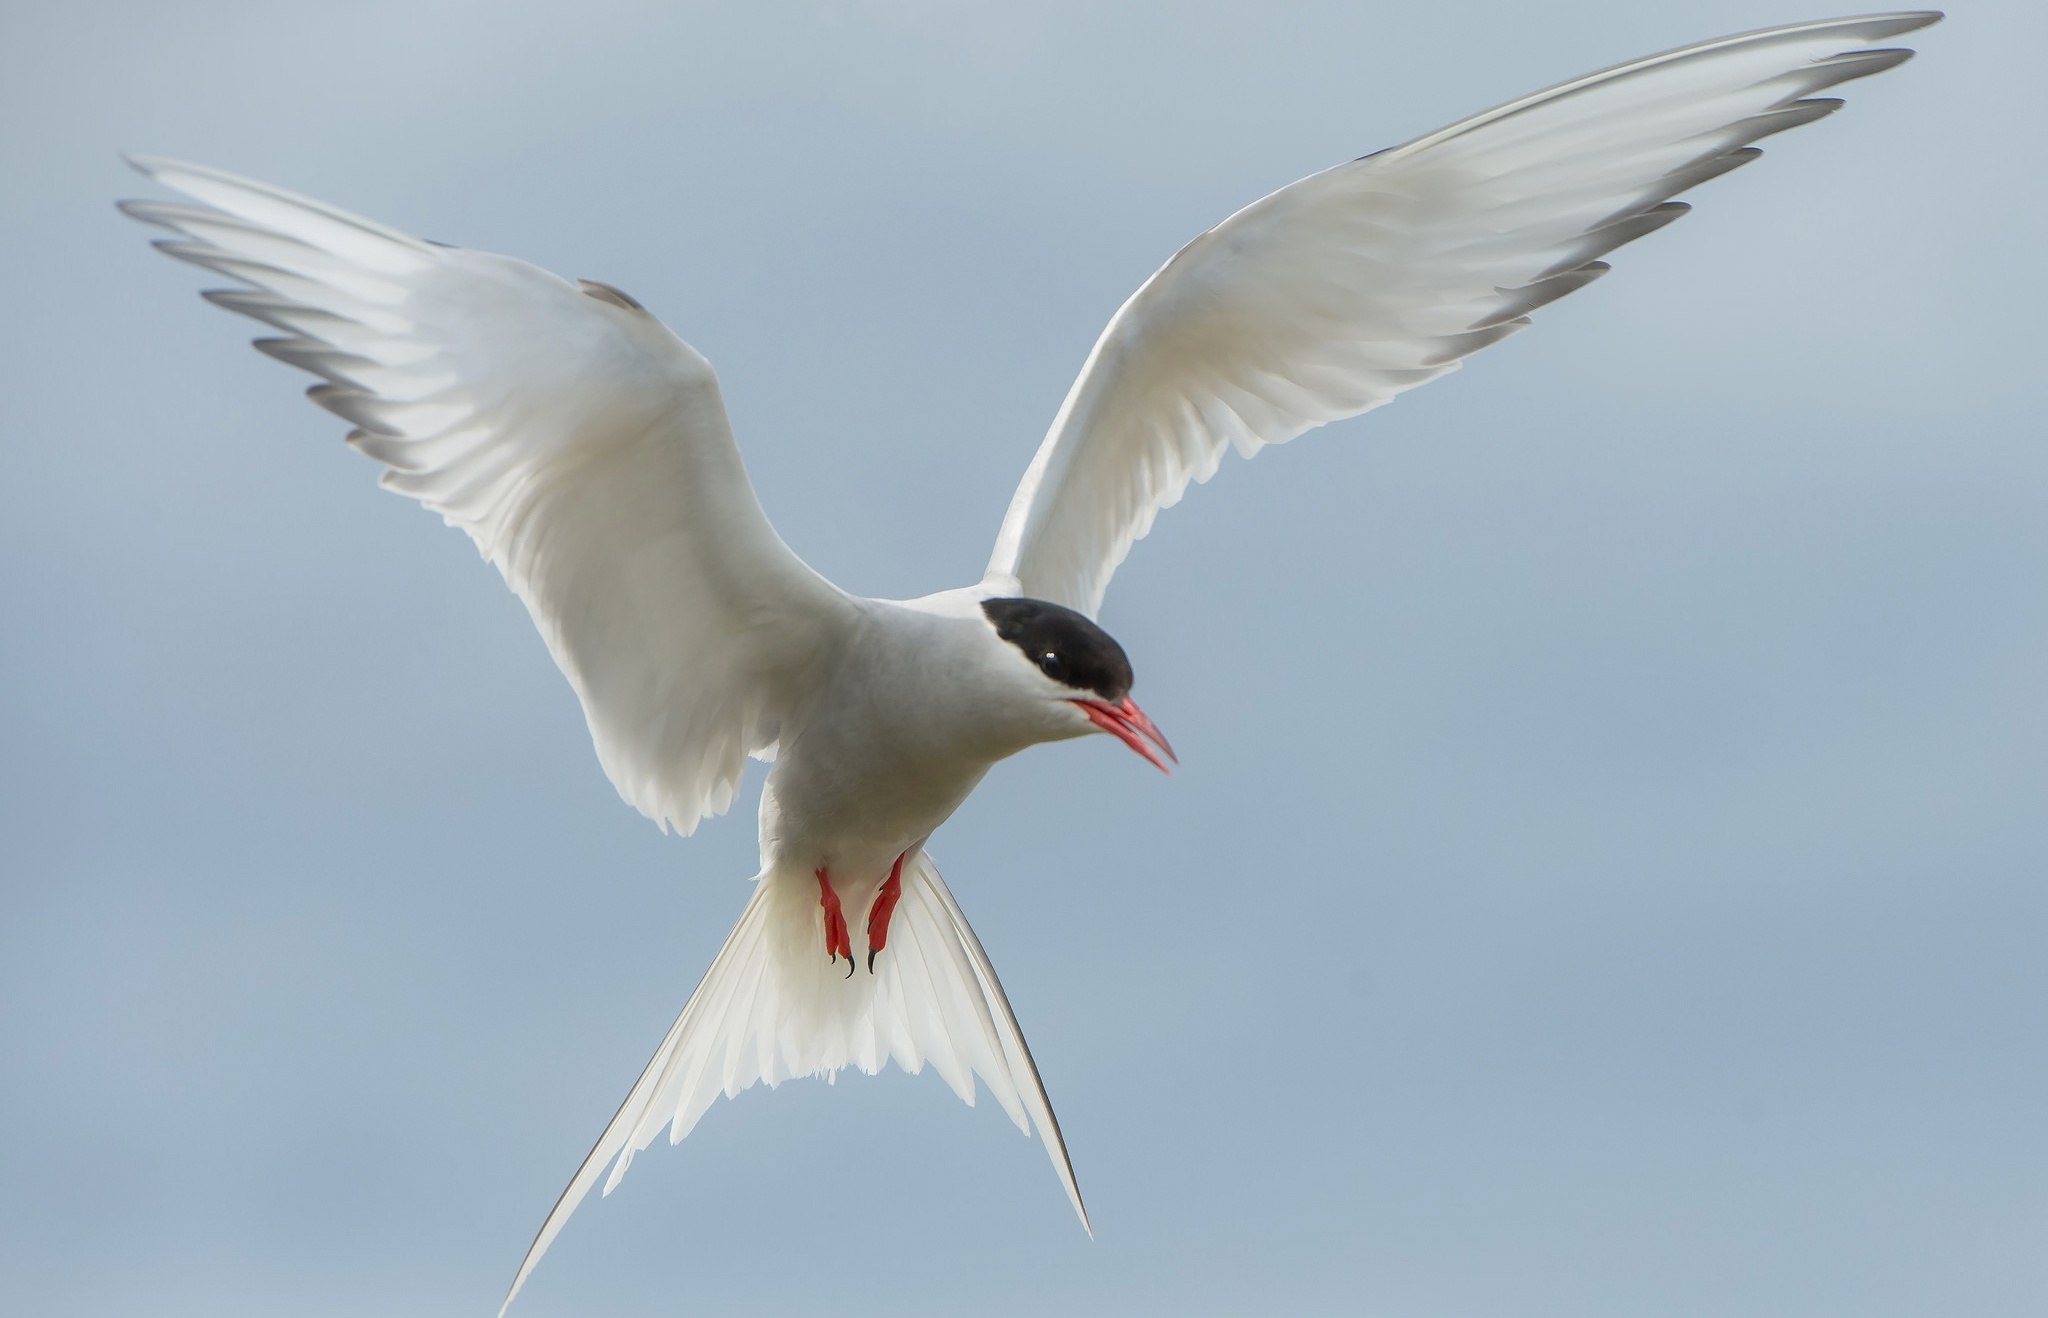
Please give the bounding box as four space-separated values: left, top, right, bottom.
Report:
3 3 2044 1315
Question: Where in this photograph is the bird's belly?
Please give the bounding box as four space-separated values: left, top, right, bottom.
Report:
758 735 989 886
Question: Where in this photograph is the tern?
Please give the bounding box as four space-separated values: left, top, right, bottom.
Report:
122 10 1938 1309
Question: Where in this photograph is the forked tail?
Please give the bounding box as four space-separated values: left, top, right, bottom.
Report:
499 853 1085 1313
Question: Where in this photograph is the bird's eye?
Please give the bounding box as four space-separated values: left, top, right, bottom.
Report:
1038 650 1065 680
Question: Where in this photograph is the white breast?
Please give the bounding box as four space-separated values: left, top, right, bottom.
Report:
756 591 1017 885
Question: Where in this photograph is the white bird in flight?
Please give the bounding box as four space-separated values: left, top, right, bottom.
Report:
122 10 1937 1309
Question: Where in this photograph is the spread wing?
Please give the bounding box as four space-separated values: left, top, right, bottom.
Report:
986 12 1940 617
124 157 861 835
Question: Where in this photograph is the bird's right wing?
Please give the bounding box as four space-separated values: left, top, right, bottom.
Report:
986 12 1940 618
123 157 862 835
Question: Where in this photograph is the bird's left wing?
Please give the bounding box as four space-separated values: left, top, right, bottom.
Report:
123 157 862 835
986 12 1939 618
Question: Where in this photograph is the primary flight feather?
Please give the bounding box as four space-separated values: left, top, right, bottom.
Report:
120 10 1939 1310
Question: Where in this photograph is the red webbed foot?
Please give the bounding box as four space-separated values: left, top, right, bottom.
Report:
816 867 852 976
865 852 906 974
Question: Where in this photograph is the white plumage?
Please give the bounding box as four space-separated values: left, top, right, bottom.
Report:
990 13 1935 617
511 851 1080 1312
120 10 1938 1312
127 160 856 837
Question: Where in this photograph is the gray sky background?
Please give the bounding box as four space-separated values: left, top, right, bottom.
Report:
3 2 2043 1315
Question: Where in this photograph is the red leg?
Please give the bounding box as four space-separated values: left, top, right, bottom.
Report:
865 851 907 974
815 866 851 973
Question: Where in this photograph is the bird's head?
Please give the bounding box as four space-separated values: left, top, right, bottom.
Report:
979 597 1175 772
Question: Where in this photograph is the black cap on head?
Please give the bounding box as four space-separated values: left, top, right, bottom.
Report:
981 597 1133 701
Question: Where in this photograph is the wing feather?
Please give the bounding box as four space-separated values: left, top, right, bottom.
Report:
987 13 1939 617
124 157 859 834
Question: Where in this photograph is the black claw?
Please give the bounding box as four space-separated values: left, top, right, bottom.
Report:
843 954 856 980
867 949 879 974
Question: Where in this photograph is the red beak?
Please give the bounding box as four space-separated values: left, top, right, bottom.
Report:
1072 696 1177 774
